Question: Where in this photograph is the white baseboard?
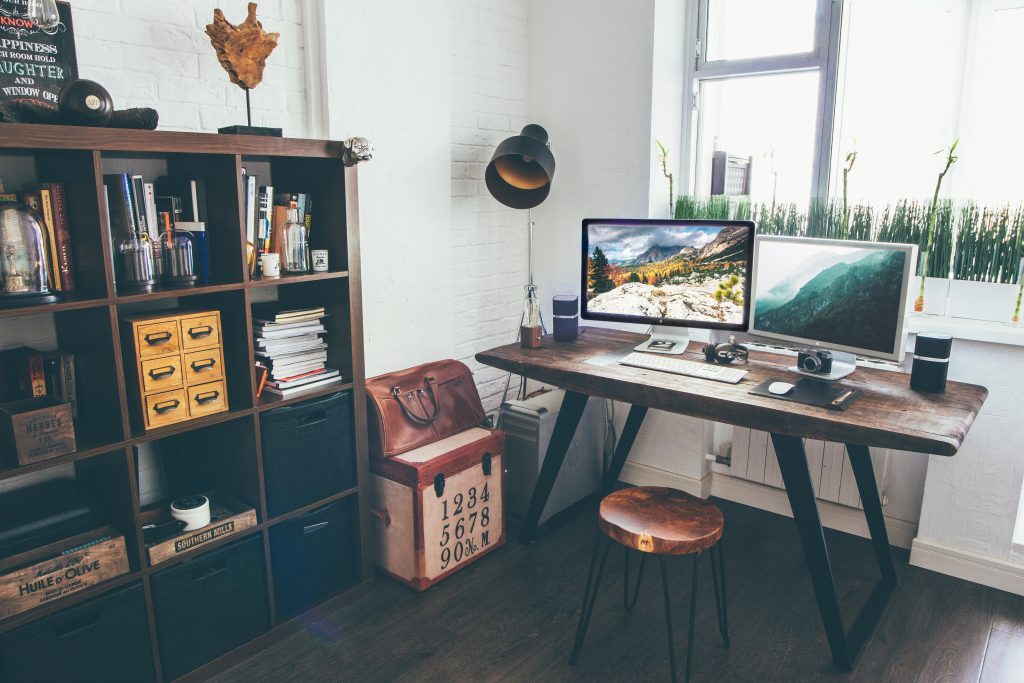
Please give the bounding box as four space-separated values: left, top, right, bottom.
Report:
620 461 711 498
910 538 1024 597
619 465 917 550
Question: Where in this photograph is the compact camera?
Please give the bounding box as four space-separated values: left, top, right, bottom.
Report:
798 349 833 374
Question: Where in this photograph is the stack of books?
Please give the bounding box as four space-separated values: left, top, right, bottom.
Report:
253 305 342 399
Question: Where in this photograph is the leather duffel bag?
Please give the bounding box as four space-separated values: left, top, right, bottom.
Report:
366 359 486 457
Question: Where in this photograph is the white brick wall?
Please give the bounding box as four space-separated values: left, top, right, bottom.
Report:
71 0 309 135
451 0 530 412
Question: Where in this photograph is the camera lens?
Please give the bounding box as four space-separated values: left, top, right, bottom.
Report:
801 355 822 372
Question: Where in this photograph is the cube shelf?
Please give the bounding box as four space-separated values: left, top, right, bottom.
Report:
0 124 371 683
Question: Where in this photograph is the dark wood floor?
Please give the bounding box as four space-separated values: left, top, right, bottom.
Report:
213 499 1024 682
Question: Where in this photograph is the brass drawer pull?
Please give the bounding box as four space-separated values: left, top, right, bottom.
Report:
153 399 180 414
148 366 176 380
187 325 213 339
194 390 220 405
144 331 173 345
191 359 216 372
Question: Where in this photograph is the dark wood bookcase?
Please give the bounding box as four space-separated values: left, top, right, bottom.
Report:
0 124 371 682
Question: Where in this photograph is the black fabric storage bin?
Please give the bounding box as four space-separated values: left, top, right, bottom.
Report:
0 583 155 683
150 534 270 681
269 497 359 619
260 391 356 517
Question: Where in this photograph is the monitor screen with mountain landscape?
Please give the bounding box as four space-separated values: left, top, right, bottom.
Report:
581 219 753 329
749 236 916 359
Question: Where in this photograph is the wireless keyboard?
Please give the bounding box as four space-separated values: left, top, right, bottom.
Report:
618 351 748 384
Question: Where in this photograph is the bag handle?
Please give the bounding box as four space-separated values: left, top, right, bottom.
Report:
391 376 441 425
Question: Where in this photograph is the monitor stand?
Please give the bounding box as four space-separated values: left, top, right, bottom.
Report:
788 349 857 381
634 325 691 355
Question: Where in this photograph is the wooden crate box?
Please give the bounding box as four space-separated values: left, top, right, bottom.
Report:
370 427 504 591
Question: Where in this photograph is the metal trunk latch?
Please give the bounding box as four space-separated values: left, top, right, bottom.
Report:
482 452 492 476
433 473 445 498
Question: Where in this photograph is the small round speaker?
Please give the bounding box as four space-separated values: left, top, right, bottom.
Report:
58 79 114 126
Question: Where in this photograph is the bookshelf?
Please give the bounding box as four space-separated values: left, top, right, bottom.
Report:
0 124 370 682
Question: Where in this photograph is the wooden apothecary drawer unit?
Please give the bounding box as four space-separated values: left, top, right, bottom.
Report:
121 310 229 430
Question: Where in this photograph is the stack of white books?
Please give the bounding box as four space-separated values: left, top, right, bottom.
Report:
253 305 343 398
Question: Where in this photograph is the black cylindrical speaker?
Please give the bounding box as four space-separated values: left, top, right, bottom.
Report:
552 295 578 342
910 333 952 393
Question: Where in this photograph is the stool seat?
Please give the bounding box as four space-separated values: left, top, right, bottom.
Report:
598 487 724 555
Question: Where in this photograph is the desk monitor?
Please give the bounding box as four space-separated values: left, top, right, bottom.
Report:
749 235 916 379
581 218 754 354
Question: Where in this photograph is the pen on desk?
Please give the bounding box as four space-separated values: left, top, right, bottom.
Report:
832 389 855 406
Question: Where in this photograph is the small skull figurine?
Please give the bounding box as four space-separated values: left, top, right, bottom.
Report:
342 137 373 166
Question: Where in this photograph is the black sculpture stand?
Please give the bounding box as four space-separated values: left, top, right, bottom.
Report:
219 88 282 137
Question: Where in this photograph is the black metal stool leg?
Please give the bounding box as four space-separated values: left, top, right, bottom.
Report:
684 552 700 683
657 557 678 682
710 543 730 648
570 534 612 665
624 548 646 610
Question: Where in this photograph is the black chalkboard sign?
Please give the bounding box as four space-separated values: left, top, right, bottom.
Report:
0 0 77 110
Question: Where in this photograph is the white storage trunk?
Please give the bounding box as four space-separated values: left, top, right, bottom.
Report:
501 389 605 524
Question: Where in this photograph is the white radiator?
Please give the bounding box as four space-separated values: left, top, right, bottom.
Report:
711 427 890 509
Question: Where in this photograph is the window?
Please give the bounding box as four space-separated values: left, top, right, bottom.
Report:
681 0 1024 287
687 0 839 204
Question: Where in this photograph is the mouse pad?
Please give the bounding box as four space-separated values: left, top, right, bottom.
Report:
750 377 863 411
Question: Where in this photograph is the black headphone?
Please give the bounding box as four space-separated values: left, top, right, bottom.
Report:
702 336 749 365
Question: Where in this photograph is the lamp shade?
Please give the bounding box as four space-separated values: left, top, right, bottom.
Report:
485 124 555 209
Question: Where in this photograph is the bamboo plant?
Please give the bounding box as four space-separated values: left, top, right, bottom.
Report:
915 140 959 312
656 139 674 217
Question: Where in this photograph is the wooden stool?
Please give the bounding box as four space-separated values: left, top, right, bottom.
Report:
569 487 729 682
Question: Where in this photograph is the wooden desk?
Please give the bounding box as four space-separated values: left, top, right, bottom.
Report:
476 327 987 670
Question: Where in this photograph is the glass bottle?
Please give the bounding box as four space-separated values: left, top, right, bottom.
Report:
281 207 310 273
162 232 197 286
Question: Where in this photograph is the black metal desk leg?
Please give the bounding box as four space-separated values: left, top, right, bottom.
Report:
846 444 897 582
603 405 648 492
519 390 589 543
771 433 851 668
771 434 897 670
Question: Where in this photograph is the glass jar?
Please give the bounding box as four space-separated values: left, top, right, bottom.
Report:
162 232 197 286
280 208 310 274
0 204 59 307
118 231 156 292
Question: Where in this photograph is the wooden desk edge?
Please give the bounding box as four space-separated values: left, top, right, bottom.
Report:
476 341 987 458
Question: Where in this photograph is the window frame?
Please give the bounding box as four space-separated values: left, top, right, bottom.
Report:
680 0 844 203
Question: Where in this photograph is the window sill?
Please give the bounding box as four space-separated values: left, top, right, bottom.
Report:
907 314 1024 348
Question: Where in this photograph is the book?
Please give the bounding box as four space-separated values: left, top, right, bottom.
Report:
48 183 75 292
43 350 76 420
269 205 288 258
255 325 326 340
273 192 313 230
0 347 47 401
243 172 257 244
130 176 149 238
102 173 137 238
257 185 273 267
267 368 340 389
155 177 207 223
263 375 343 399
23 184 75 292
252 305 326 322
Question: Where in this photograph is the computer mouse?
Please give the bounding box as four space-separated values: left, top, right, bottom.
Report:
768 381 796 396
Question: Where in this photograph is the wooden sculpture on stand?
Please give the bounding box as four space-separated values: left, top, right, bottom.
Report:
206 2 282 136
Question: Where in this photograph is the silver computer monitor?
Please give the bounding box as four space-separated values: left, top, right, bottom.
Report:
581 218 754 354
749 236 916 374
